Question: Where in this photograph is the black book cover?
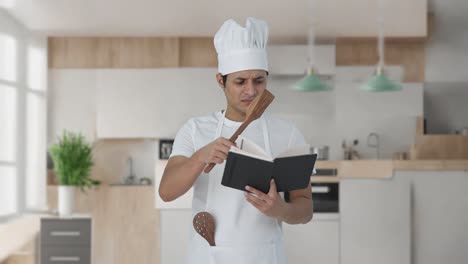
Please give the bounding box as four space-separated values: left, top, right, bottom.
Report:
221 151 317 193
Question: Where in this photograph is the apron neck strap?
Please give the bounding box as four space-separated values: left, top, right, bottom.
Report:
215 110 272 157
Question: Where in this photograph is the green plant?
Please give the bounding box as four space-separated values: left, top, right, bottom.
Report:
49 130 100 191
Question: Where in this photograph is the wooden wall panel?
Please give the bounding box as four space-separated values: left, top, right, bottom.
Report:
48 37 179 68
409 116 468 160
336 38 425 82
49 36 426 82
179 37 217 67
411 135 468 160
48 37 99 68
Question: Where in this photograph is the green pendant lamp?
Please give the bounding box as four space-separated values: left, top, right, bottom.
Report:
293 0 331 92
293 67 332 92
361 66 402 92
360 0 402 92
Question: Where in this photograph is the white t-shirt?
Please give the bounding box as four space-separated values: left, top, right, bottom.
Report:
170 110 309 217
170 110 307 160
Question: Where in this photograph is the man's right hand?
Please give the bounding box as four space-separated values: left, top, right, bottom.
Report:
194 137 236 165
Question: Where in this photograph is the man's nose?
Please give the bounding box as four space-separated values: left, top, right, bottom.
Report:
243 80 256 96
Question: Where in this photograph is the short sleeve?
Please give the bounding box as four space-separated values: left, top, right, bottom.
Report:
169 119 195 158
287 126 307 148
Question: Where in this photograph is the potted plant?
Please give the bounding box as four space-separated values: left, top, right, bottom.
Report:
49 130 100 216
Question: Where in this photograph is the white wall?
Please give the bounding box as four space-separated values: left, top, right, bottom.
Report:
424 82 468 134
268 67 422 160
49 68 422 161
426 0 468 82
423 0 468 134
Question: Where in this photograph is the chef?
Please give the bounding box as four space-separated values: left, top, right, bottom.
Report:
159 17 313 264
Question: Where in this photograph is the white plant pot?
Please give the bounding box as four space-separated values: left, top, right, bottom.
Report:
58 186 75 217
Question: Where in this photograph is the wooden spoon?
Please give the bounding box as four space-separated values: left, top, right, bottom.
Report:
204 89 275 173
193 211 216 246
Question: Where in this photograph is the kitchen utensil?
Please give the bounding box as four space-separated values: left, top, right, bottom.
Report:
139 177 152 185
367 132 380 159
193 212 216 246
342 139 360 160
310 146 329 160
392 152 408 160
461 127 468 136
204 89 275 173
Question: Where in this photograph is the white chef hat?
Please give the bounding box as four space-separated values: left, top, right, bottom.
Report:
214 17 269 75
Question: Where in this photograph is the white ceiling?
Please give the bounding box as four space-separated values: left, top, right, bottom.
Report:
3 0 427 38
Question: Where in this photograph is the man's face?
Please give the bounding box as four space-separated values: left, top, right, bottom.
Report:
218 70 268 115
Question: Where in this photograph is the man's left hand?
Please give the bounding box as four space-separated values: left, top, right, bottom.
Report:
245 179 287 219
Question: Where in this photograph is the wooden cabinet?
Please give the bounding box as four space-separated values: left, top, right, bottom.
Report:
47 186 159 264
340 178 410 264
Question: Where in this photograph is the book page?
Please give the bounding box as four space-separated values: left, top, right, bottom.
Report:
276 144 311 158
229 136 273 162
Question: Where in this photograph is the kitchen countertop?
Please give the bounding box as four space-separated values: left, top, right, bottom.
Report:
0 214 42 262
311 160 468 181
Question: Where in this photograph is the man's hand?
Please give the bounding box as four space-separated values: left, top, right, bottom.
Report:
193 137 235 165
244 179 287 219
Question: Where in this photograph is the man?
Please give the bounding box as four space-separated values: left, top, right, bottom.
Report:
159 17 313 264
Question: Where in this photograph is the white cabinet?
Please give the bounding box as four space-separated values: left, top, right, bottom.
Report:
283 214 340 264
49 70 98 142
96 68 224 138
160 209 192 264
395 171 468 264
155 160 193 209
340 178 410 264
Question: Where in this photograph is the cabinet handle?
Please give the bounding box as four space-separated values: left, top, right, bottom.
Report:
50 256 80 262
312 186 330 193
50 231 80 237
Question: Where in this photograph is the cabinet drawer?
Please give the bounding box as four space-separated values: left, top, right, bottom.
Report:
41 246 90 264
41 219 91 246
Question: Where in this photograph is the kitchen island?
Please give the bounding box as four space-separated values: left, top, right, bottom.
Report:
47 185 159 264
326 160 468 264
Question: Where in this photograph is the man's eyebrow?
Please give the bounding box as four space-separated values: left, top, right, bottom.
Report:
234 76 265 81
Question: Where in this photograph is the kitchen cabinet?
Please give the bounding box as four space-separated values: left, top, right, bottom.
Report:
48 70 97 142
283 214 340 264
394 171 468 264
96 68 224 138
159 209 192 264
340 177 410 264
40 217 92 264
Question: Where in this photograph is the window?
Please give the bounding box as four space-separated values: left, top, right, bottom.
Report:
0 15 47 220
0 33 18 218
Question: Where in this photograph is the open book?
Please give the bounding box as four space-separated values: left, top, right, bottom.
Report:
221 137 317 193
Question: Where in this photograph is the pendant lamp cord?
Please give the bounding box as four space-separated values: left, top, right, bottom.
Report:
307 0 316 70
377 0 385 70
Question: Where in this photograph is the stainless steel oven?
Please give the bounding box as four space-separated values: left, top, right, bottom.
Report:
311 182 339 213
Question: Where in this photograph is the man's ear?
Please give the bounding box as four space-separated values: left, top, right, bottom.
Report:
216 73 224 88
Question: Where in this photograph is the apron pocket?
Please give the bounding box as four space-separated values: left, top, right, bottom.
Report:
209 243 277 264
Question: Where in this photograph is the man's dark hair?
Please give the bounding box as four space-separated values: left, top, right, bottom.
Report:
221 71 269 88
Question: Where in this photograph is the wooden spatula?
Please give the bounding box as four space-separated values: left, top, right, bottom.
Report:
204 89 275 173
193 211 216 246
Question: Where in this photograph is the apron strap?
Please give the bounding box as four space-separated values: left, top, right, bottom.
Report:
261 115 272 157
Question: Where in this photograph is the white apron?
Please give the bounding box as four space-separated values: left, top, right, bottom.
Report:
186 111 285 264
